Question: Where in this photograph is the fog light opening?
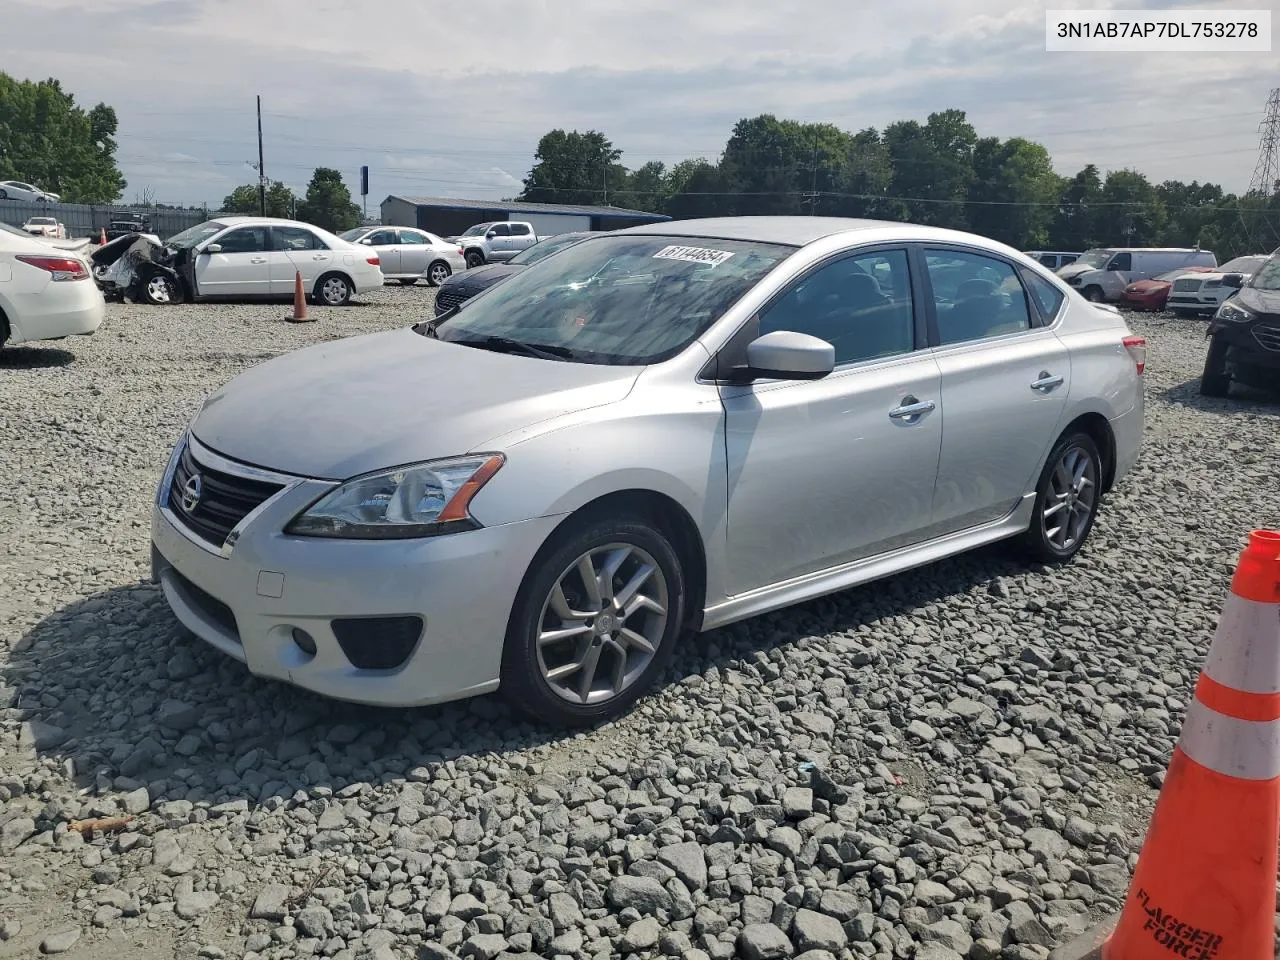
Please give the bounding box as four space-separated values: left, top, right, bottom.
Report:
291 627 317 656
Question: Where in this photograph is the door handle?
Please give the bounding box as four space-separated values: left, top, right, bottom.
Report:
312 254 328 260
1031 371 1064 391
250 257 267 263
888 397 936 421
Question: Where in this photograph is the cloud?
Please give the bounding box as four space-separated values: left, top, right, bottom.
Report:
0 0 1273 205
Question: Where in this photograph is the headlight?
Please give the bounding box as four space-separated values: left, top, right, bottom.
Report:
1215 300 1253 324
285 454 504 539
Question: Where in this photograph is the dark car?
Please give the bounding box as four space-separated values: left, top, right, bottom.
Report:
433 231 595 318
1200 250 1280 396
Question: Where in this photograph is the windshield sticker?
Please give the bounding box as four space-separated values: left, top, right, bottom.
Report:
653 245 736 267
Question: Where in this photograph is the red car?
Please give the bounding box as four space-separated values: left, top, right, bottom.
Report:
1122 266 1215 311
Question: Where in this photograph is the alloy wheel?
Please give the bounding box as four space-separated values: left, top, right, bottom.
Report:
1041 445 1097 553
146 276 174 304
321 277 349 305
429 263 450 285
535 542 669 705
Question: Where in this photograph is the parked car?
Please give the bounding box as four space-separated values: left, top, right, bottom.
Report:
22 217 66 239
1024 251 1081 270
434 231 596 317
1199 251 1280 396
1166 254 1270 316
0 180 59 202
102 217 153 243
1121 266 1216 311
149 216 1145 726
450 221 541 268
338 225 467 287
1057 247 1218 302
0 221 104 354
93 216 383 306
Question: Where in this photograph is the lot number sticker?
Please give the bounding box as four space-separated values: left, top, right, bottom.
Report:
653 245 736 267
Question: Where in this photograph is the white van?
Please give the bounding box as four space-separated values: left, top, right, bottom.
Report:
1023 251 1081 270
1057 247 1218 302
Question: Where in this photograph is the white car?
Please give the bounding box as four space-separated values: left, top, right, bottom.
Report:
23 217 66 239
1166 254 1271 316
0 222 104 354
339 226 467 287
0 180 59 203
149 217 384 306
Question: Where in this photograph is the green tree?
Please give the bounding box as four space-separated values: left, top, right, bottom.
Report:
1051 165 1104 250
0 72 126 202
519 130 626 206
623 160 670 213
966 137 1061 249
1093 170 1165 246
296 168 360 232
665 160 732 219
221 180 298 218
882 109 977 228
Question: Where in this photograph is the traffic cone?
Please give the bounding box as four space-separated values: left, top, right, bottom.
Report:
285 271 310 323
1051 529 1280 960
99 227 106 245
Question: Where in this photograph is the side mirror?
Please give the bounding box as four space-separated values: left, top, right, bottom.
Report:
203 243 222 254
1221 273 1243 288
738 330 835 381
360 237 373 245
486 231 497 240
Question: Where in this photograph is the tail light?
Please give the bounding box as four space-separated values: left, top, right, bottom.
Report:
1122 335 1146 375
458 246 464 255
366 256 380 266
15 255 89 281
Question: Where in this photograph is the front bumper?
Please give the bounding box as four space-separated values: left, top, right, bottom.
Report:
1207 320 1280 387
149 434 563 707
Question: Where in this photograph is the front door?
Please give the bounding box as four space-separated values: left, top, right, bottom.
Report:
487 223 512 259
194 225 272 297
921 246 1071 533
720 246 944 594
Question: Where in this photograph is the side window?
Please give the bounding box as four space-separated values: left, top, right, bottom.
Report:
758 249 916 365
1038 254 1058 268
1061 255 1078 265
274 226 326 251
925 249 1032 346
368 229 398 245
1024 272 1065 321
1108 252 1132 271
397 231 428 245
490 224 511 237
509 223 532 236
214 227 269 254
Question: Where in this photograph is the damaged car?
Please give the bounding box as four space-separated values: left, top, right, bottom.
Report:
89 216 384 306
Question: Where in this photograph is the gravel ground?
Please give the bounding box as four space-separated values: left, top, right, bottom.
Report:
1 289 1277 960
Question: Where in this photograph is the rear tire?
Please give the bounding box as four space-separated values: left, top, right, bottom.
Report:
1082 286 1105 303
1017 431 1103 565
500 516 686 728
1199 334 1231 397
314 273 352 306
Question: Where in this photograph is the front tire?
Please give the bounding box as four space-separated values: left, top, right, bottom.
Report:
465 250 485 269
501 516 686 727
1082 286 1105 303
315 273 352 306
1018 431 1103 565
426 260 451 287
1199 334 1231 397
141 273 179 305
397 278 417 286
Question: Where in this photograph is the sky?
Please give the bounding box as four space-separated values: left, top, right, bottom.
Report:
1 0 1276 210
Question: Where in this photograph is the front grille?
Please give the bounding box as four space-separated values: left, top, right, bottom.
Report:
1172 278 1202 292
332 616 423 670
169 441 284 548
1253 325 1280 352
434 287 472 316
168 567 240 641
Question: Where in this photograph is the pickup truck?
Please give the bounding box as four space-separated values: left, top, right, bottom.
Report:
449 221 540 268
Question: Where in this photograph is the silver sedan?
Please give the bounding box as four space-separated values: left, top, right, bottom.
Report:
150 217 1145 727
340 225 467 286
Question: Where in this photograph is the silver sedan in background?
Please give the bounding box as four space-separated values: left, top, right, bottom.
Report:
150 217 1145 727
340 225 467 286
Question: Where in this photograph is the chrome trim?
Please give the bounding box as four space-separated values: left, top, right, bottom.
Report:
159 432 319 559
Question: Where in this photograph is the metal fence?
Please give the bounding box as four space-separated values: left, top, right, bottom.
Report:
0 200 217 240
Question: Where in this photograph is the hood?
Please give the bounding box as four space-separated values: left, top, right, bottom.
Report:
1057 263 1095 279
190 327 641 480
1126 279 1166 292
440 263 524 294
1236 286 1280 319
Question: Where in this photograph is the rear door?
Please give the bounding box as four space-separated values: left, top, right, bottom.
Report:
507 222 536 255
922 245 1071 534
194 225 272 297
396 229 432 275
361 228 400 274
273 225 336 292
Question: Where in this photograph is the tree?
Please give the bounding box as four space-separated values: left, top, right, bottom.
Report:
882 110 977 228
1094 170 1165 246
222 180 298 218
966 137 1061 249
0 72 126 202
623 160 670 213
519 130 625 206
296 168 360 232
1051 165 1104 251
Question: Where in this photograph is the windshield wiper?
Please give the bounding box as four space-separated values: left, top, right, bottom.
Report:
459 335 575 361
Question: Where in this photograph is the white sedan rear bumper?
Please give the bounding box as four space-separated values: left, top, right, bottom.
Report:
2 274 105 346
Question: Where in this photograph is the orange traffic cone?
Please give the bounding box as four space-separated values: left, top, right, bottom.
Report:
1052 529 1280 960
285 271 310 323
99 227 106 245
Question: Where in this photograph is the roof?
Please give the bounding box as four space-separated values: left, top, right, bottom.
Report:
615 216 1002 247
383 195 669 220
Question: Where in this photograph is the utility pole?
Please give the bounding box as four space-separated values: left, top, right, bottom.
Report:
1248 87 1280 196
803 140 820 215
256 95 266 216
601 145 608 207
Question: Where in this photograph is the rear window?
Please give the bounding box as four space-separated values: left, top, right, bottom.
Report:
1024 272 1065 319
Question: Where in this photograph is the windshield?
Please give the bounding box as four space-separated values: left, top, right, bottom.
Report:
1251 257 1280 291
1073 249 1115 269
28 218 55 225
0 222 35 238
507 233 589 266
166 220 226 249
460 223 492 237
1222 256 1266 274
429 234 795 365
339 227 368 242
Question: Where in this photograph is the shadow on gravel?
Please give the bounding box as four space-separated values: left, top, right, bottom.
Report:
1160 376 1280 412
5 541 1027 810
0 345 77 368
